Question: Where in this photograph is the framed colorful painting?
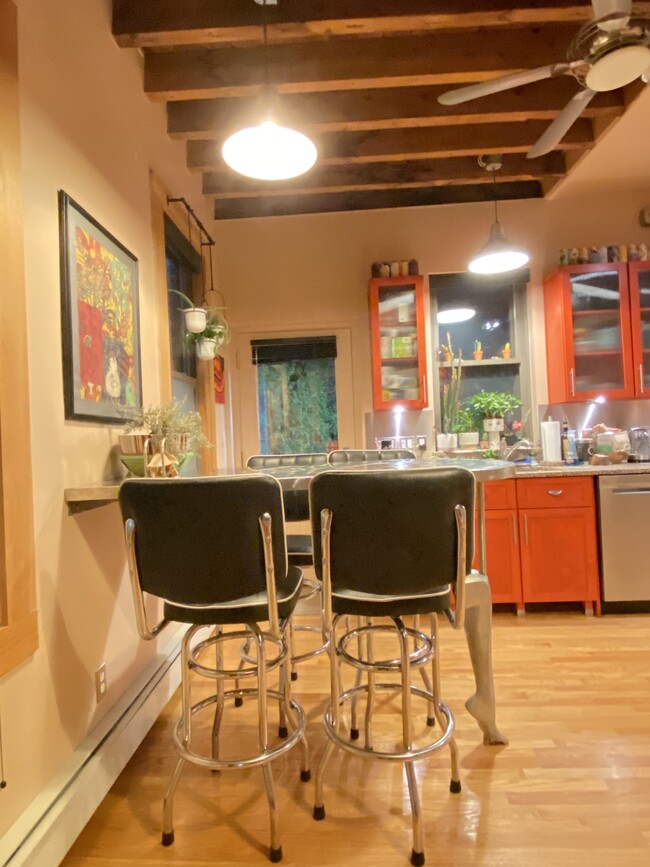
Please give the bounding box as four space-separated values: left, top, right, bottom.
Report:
59 191 142 423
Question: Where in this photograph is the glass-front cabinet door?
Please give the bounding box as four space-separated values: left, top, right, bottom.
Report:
629 261 650 396
564 264 635 400
369 276 428 410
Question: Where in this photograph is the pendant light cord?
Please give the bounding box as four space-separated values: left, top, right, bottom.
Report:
493 171 499 224
262 0 270 89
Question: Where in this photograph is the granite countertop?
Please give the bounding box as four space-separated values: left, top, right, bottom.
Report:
513 462 650 478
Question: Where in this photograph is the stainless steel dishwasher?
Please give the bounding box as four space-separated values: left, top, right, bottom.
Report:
599 474 650 603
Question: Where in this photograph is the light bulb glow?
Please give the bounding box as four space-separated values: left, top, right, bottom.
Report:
468 221 530 275
437 307 476 324
222 121 317 181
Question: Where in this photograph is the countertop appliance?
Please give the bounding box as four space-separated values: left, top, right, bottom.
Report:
628 426 650 462
599 474 650 607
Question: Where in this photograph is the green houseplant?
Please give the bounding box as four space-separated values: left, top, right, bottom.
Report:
120 398 211 476
170 289 229 361
441 333 463 434
468 390 522 420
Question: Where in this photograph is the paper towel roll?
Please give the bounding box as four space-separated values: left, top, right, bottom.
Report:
541 420 561 462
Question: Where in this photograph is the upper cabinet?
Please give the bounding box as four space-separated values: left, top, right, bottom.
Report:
369 276 429 410
543 263 650 402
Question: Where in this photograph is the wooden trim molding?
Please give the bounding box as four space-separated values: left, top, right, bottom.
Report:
0 0 38 676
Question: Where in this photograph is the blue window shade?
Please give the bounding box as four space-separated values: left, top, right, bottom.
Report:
251 336 337 365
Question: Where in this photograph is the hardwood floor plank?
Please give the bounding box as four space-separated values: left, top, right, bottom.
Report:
62 613 650 867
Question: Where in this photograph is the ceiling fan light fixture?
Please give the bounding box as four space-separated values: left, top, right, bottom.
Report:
436 307 476 324
221 120 317 181
468 221 530 275
585 43 650 89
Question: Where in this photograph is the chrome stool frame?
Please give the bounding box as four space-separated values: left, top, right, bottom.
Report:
122 482 311 865
312 500 468 867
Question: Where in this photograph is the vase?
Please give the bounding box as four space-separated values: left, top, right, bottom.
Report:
196 338 217 360
184 308 207 334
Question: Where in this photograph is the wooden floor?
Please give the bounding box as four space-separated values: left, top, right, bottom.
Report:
63 611 650 867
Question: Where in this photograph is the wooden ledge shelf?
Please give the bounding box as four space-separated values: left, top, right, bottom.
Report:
65 483 121 515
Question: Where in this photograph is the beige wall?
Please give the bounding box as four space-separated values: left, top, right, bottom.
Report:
216 176 650 452
0 0 219 837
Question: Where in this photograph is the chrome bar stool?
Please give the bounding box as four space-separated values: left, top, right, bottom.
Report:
327 448 416 465
119 476 310 863
309 467 474 867
247 453 329 682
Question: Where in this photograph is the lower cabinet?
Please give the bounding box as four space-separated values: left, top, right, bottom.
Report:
480 476 600 615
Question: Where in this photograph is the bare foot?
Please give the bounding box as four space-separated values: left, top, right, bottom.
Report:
465 694 509 746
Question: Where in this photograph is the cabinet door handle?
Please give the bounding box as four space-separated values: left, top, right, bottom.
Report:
548 489 563 496
569 367 576 397
523 513 529 545
640 363 645 395
421 372 427 401
512 513 518 546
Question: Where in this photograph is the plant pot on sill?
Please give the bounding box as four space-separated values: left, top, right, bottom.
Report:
443 352 452 363
183 308 208 334
501 349 512 359
473 351 483 360
196 338 217 361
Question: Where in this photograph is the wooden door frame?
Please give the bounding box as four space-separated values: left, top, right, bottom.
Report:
0 0 38 676
232 324 358 467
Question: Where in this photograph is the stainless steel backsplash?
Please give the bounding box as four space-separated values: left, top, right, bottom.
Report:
539 399 650 437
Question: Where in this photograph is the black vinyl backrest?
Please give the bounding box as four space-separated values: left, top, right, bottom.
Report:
119 476 287 605
310 468 474 596
247 453 328 469
328 449 416 465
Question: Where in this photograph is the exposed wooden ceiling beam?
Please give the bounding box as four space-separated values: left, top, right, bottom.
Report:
212 180 543 219
203 152 566 199
145 26 577 101
168 80 623 139
113 1 650 48
186 119 594 170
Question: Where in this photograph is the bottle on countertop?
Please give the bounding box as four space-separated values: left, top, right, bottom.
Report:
561 418 570 462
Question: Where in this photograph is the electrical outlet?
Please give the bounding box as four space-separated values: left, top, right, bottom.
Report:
95 663 107 702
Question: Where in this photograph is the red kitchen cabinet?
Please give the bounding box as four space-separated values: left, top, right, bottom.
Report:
544 263 637 402
516 477 600 615
628 261 650 395
369 275 429 410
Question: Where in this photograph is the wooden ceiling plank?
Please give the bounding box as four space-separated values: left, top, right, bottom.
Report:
113 2 650 47
144 26 577 101
202 152 566 198
186 119 593 170
168 81 624 139
212 180 543 219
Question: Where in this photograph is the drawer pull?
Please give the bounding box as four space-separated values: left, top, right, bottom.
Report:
548 489 563 496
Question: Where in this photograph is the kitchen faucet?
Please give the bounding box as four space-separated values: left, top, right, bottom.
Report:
499 438 534 461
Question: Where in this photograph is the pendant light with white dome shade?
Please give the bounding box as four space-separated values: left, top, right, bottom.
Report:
221 1 317 181
468 156 530 275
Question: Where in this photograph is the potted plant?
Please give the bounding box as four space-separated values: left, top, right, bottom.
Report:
473 340 483 360
185 312 229 361
501 342 512 359
440 335 463 444
452 407 481 449
468 390 522 448
170 289 230 360
120 398 211 476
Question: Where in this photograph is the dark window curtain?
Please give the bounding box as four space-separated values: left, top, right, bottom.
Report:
251 336 337 366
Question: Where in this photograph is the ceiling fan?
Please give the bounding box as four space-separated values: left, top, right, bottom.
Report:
438 0 650 158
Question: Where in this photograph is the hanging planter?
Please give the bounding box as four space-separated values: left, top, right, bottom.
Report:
184 308 207 334
196 338 217 361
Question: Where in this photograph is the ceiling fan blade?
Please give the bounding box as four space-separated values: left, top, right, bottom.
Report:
527 88 597 159
437 64 568 106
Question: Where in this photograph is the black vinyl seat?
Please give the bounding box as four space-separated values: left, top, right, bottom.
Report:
119 475 310 863
309 467 474 867
327 448 416 465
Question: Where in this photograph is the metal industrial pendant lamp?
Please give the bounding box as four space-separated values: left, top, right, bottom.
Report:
468 156 530 275
221 1 317 181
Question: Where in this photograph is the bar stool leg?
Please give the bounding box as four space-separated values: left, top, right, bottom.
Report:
252 625 283 863
430 614 461 793
289 618 298 682
414 616 436 727
211 626 224 761
234 633 250 709
162 758 185 846
279 634 311 781
350 616 363 741
396 617 425 866
313 617 340 821
364 618 375 751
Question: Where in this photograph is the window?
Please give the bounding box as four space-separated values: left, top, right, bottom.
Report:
251 336 339 454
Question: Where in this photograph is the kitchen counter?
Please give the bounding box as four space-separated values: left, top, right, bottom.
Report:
513 462 650 478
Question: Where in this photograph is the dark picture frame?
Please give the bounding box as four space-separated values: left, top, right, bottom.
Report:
59 191 142 423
